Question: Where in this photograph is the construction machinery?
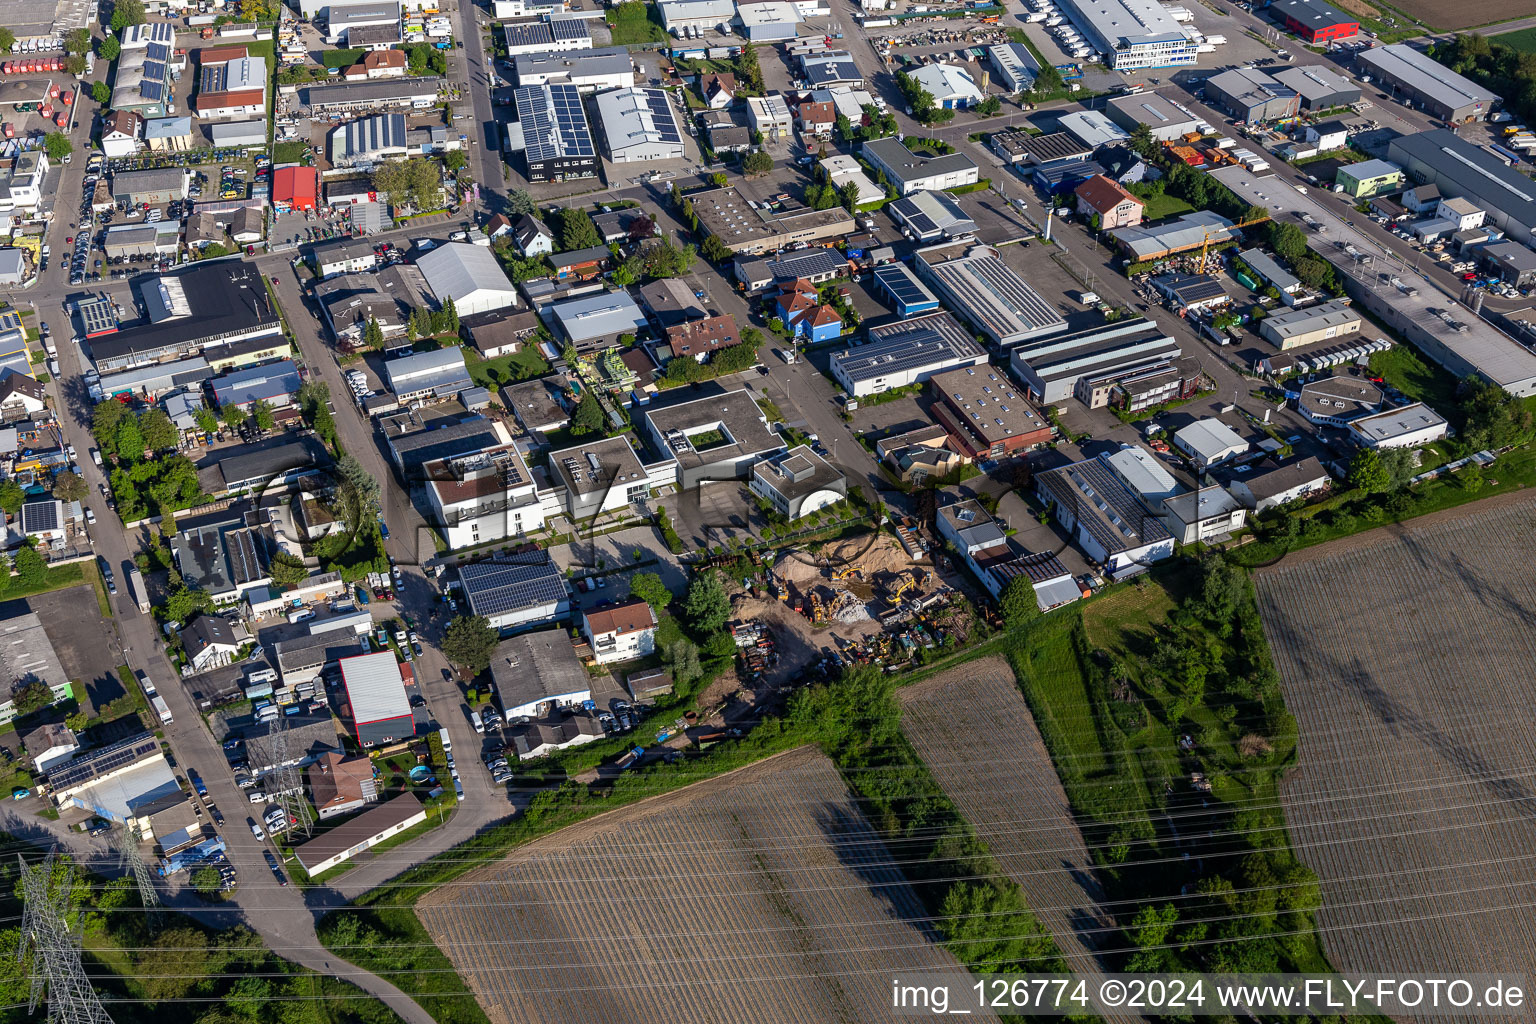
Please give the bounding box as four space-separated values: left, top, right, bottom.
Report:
1198 213 1271 275
832 564 863 581
808 591 827 626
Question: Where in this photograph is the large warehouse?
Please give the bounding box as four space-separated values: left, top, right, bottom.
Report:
1356 44 1498 122
1105 90 1204 141
513 83 599 183
415 242 520 316
913 243 1066 349
832 311 987 397
1008 317 1181 404
594 86 686 163
339 651 415 748
1387 130 1536 244
1204 68 1299 123
515 48 634 93
460 553 571 630
1272 65 1362 111
1053 0 1196 70
1270 0 1358 43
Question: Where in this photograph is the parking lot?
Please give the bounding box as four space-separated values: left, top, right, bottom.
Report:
13 585 126 717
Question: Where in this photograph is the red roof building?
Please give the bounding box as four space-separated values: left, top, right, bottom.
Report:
273 166 318 211
665 313 740 362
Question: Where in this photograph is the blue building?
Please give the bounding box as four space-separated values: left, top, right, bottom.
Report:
873 263 940 317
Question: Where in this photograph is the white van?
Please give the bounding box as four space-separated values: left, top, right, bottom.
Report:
287 609 315 624
471 710 484 734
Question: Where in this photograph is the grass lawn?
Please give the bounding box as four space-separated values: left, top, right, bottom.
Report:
1493 26 1536 50
321 48 365 68
1140 192 1195 221
606 2 668 44
1009 612 1107 777
1367 341 1462 421
5 561 89 604
272 140 307 164
462 345 550 389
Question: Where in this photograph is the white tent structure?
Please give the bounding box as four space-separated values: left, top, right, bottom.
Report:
415 242 520 316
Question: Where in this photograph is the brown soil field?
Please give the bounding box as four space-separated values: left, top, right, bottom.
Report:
899 658 1149 1024
1385 0 1536 29
416 746 965 1024
1255 495 1536 993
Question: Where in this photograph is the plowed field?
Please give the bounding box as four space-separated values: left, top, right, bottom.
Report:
1256 497 1536 992
416 746 964 1024
899 657 1149 1024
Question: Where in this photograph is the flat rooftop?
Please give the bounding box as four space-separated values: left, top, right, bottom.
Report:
930 364 1046 444
915 243 1066 345
1349 402 1448 443
642 385 780 467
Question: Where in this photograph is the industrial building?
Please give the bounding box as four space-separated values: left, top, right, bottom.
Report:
871 262 941 317
637 384 782 488
1105 90 1203 141
85 263 283 373
1260 298 1363 349
47 734 181 831
293 795 426 875
383 347 472 402
657 0 736 36
301 76 444 115
928 364 1051 459
512 83 599 182
110 167 191 205
1204 68 1299 123
514 47 634 93
501 17 592 57
211 358 302 409
1228 456 1332 512
491 629 590 719
1008 317 1181 404
1335 158 1404 198
833 311 987 397
593 86 687 163
1387 130 1536 243
545 436 662 519
339 651 415 747
735 1 801 41
415 242 520 316
688 185 854 255
1110 210 1236 261
1348 402 1449 449
1035 455 1174 577
913 243 1066 349
1059 109 1130 149
1272 65 1361 111
1051 0 1196 70
987 42 1041 94
459 553 571 630
1356 44 1498 122
1172 418 1249 470
889 189 977 242
1161 485 1247 545
1271 0 1358 43
550 290 648 350
0 613 72 726
1297 374 1382 426
749 446 846 520
861 136 979 195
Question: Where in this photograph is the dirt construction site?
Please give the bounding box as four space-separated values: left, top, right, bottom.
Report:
699 532 993 715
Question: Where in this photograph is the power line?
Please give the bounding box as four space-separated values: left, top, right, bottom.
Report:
16 849 115 1024
113 824 159 928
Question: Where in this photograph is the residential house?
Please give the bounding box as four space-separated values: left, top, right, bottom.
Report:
700 71 736 108
179 614 252 673
307 751 379 819
514 214 555 257
550 245 610 282
774 279 841 343
1228 456 1332 512
1160 485 1247 545
797 99 835 137
666 314 740 363
580 599 656 665
1074 174 1145 230
0 374 48 421
101 111 143 158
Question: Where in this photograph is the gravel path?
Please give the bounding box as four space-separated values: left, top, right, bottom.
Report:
416 746 964 1024
1256 495 1536 1020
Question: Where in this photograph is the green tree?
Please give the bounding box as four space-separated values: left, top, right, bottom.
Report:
363 315 384 349
63 54 86 77
682 570 730 635
63 28 91 54
709 171 728 188
162 586 214 623
999 576 1039 632
65 711 88 732
43 133 72 163
699 233 731 263
51 470 87 503
240 0 282 19
0 28 15 54
736 40 763 92
441 615 499 673
1347 447 1389 493
195 242 229 260
663 638 703 689
1128 121 1156 159
0 481 22 517
11 680 54 718
742 150 773 176
194 406 218 435
611 261 637 287
220 404 248 428
251 400 276 432
92 400 131 456
90 80 111 104
507 189 534 216
570 392 604 436
267 551 308 588
136 926 207 1001
13 547 46 590
439 294 459 334
191 865 222 898
115 416 145 462
837 180 861 213
111 0 146 30
1459 375 1533 451
445 149 468 175
139 407 178 451
98 35 120 61
338 454 381 520
628 571 670 612
558 208 602 251
974 95 1002 116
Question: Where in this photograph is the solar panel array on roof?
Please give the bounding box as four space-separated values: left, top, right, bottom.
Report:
890 195 940 237
48 735 159 792
644 89 682 143
141 79 165 102
146 42 169 62
550 17 589 40
461 557 568 618
873 263 938 311
515 83 596 164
